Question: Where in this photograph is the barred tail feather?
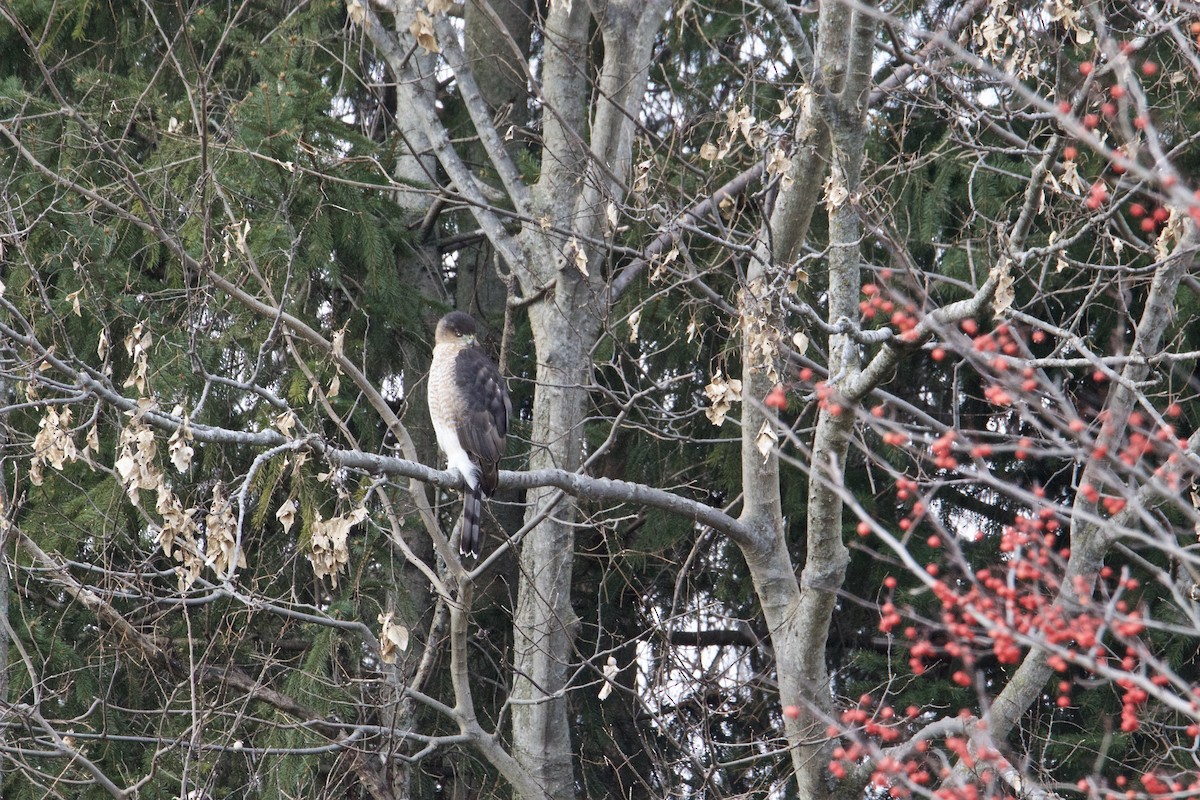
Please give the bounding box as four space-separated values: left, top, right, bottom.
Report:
461 484 483 558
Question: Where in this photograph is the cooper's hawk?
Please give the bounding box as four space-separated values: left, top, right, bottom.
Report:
428 311 511 557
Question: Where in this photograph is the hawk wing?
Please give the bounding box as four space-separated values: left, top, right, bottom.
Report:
453 344 511 496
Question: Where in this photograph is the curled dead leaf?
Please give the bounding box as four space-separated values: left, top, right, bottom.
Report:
410 10 439 54
755 420 778 460
598 655 619 700
633 159 652 194
276 499 298 534
205 483 245 578
379 612 410 664
766 148 792 178
565 237 589 276
990 256 1014 318
275 411 297 437
30 406 80 485
823 170 848 213
168 407 194 472
169 436 194 473
307 506 367 587
704 371 743 427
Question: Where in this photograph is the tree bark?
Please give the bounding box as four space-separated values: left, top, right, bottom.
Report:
510 301 594 799
507 3 669 796
739 3 877 796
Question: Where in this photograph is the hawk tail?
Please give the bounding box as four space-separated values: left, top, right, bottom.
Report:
461 484 483 558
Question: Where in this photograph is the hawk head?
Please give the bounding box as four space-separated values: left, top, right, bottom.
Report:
435 311 478 346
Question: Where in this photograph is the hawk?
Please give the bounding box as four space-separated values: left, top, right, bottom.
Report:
428 311 511 557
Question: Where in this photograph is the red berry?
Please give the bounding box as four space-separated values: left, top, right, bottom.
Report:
766 385 787 410
783 705 801 720
1129 203 1146 218
1110 85 1125 99
1083 113 1100 129
1079 62 1094 75
1063 145 1078 160
1141 60 1158 75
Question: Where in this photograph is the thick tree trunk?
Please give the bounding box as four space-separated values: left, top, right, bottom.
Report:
510 301 597 800
504 2 595 789
508 3 667 795
738 3 876 797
